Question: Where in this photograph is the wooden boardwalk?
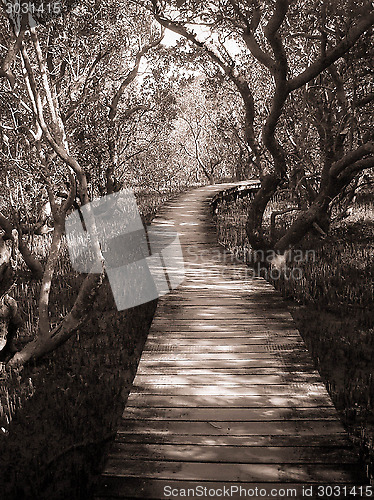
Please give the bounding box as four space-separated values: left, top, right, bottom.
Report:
96 184 366 499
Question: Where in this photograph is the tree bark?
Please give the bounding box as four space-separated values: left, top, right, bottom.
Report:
17 236 44 280
273 150 374 252
246 174 282 250
274 197 329 253
7 273 104 367
0 212 44 279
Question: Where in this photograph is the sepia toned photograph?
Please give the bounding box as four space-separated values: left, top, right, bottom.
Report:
0 0 373 498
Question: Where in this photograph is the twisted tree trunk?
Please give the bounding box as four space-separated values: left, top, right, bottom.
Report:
0 236 22 361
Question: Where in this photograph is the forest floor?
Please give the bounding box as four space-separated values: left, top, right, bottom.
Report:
0 189 185 500
215 190 374 483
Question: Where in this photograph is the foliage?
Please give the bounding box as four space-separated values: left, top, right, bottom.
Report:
0 0 227 365
150 0 374 252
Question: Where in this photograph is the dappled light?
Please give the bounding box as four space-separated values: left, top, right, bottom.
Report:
98 185 367 497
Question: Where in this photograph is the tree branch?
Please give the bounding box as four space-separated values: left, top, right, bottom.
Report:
151 0 260 164
64 49 110 121
354 92 374 108
329 142 374 178
261 0 289 178
0 212 14 240
0 26 25 88
289 10 374 91
337 157 374 182
228 0 275 71
108 31 164 121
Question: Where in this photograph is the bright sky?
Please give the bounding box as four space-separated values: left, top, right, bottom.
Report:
162 29 182 47
138 26 242 80
162 27 242 57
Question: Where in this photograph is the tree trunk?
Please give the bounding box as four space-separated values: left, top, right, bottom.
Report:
245 173 282 250
7 272 104 368
273 200 327 253
0 237 14 297
18 236 44 279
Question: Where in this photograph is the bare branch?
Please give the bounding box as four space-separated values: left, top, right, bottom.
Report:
354 92 374 108
0 212 14 240
289 10 374 91
261 0 289 178
337 157 374 182
329 142 374 178
64 49 111 121
109 30 164 121
0 26 25 87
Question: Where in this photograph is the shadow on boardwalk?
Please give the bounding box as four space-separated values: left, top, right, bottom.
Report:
96 184 367 499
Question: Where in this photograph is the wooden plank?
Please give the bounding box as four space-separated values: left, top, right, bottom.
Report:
145 338 304 346
131 384 329 397
147 335 302 342
118 420 345 436
149 330 301 337
147 333 301 340
137 367 316 376
102 459 359 483
156 303 289 310
140 352 310 360
133 374 322 386
115 432 350 447
150 324 298 331
154 302 289 309
166 287 281 293
107 443 357 464
157 301 289 307
143 346 310 362
126 394 334 408
155 316 296 321
138 359 314 370
143 345 307 353
155 314 295 321
163 293 256 299
122 406 337 421
156 311 295 317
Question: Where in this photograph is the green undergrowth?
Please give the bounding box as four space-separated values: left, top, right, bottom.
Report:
215 191 374 480
0 188 182 499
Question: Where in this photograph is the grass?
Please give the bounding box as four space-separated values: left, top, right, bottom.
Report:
0 188 182 499
214 190 374 480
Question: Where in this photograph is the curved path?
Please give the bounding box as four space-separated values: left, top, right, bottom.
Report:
96 184 365 499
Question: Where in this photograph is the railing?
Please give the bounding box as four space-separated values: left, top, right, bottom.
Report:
210 180 261 212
